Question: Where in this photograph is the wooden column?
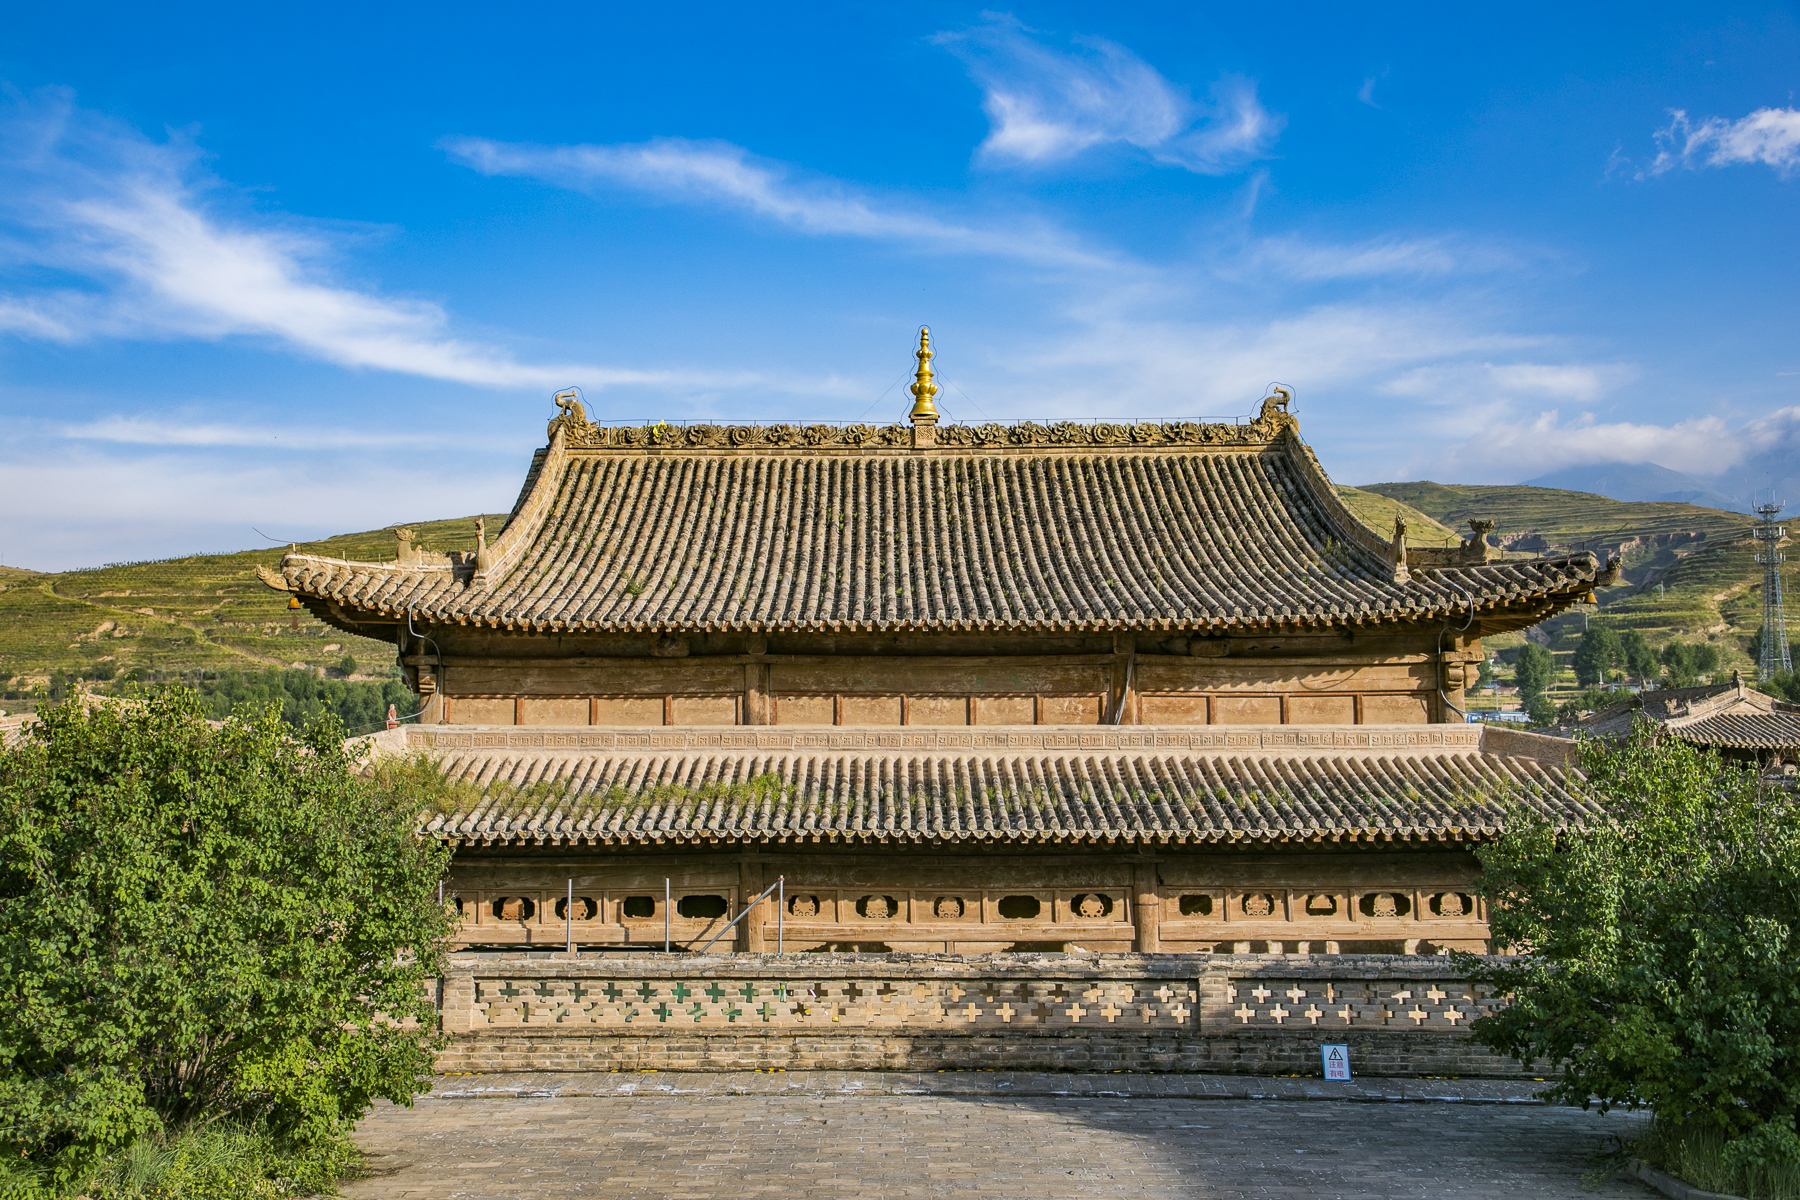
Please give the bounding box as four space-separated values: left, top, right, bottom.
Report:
1132 857 1161 953
744 663 770 725
1112 634 1138 725
739 858 764 952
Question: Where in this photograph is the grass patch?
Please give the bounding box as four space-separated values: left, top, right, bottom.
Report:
0 1124 358 1199
1630 1120 1800 1200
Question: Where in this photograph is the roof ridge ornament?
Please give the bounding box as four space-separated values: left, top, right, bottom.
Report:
908 327 940 428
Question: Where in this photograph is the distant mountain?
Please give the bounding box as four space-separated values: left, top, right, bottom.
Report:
1523 462 1746 512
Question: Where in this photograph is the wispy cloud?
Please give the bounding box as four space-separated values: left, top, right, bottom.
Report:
1384 359 1638 407
1242 234 1527 281
933 16 1282 174
443 135 1116 271
52 415 519 451
1643 106 1800 178
0 90 686 390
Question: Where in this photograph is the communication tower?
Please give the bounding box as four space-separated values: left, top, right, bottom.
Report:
1754 501 1792 679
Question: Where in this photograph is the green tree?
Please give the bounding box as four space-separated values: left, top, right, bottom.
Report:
1661 641 1722 688
1514 643 1555 699
1620 629 1659 686
1526 693 1559 727
1572 627 1622 687
0 690 452 1189
1463 728 1800 1173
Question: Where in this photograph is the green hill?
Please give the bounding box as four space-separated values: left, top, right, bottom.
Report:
1334 486 1463 548
1362 481 1761 680
0 515 506 697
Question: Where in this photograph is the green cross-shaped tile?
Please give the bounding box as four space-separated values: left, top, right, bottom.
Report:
724 1004 742 1023
534 981 555 999
498 981 522 1000
603 982 623 1002
689 1002 706 1022
570 982 591 1003
757 1003 776 1022
739 983 757 1001
705 982 726 1002
652 1002 672 1023
636 982 657 1001
671 982 691 1001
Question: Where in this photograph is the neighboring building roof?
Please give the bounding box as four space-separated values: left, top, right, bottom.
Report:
361 723 1594 848
274 388 1610 637
1570 676 1800 751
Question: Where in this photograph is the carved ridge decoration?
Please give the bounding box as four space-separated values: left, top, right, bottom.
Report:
549 410 1302 454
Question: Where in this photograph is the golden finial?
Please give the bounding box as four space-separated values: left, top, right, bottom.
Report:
908 326 940 427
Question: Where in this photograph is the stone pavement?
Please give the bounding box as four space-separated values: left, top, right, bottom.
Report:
343 1072 1658 1199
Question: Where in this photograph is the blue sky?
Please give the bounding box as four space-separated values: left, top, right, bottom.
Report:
2 2 1798 569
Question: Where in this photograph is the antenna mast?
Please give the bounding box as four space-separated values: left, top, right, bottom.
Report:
1754 501 1792 679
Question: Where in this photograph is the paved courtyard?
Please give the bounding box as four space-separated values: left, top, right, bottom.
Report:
343 1073 1656 1200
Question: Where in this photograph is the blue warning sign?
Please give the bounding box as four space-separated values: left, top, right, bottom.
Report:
1321 1044 1351 1081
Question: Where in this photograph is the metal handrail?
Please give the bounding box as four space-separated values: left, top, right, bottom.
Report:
695 876 786 954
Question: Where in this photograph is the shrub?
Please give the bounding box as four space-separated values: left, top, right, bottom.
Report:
1463 727 1800 1174
0 689 452 1192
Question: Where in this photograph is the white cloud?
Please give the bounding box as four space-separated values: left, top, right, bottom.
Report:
0 445 525 571
0 91 680 390
53 415 522 451
1644 107 1800 177
443 135 1116 271
933 16 1282 174
1405 405 1800 483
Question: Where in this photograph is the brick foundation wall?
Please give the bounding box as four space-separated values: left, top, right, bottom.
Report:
436 951 1530 1077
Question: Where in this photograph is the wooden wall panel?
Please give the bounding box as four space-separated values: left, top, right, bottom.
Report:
774 695 834 725
907 695 969 725
1138 694 1209 724
974 695 1035 725
517 697 588 726
1212 695 1282 724
1362 693 1432 724
1136 660 1430 693
1039 694 1103 725
447 661 744 696
1287 695 1356 725
450 697 514 725
839 695 903 726
768 659 1107 696
592 696 664 725
669 695 739 725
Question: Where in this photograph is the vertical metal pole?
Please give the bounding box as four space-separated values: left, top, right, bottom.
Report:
566 879 573 956
664 877 671 954
777 876 784 955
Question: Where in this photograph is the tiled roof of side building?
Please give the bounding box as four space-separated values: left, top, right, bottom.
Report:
276 395 1610 636
1666 711 1800 750
377 723 1596 847
1571 680 1800 747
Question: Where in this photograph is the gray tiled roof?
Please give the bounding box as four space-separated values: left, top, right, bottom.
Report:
395 724 1593 847
1572 681 1800 749
280 416 1605 634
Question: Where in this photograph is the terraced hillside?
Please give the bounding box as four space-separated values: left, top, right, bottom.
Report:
0 515 506 690
1364 481 1762 674
1334 486 1462 547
